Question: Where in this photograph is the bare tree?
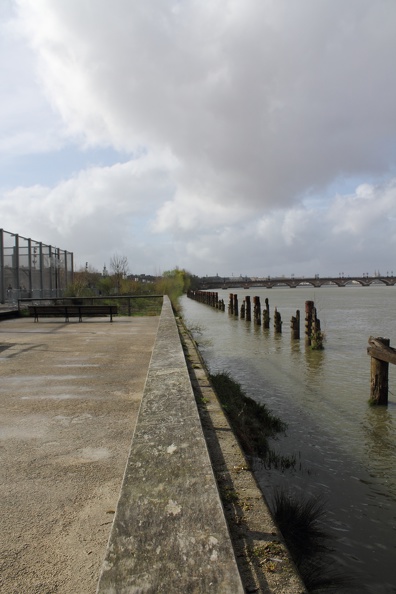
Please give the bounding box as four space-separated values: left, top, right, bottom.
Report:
110 254 129 294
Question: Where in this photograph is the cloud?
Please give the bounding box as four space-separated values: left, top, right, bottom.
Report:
0 3 64 157
1 1 395 276
14 1 396 203
329 179 396 236
1 153 175 270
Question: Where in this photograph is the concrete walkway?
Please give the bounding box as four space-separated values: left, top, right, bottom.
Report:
0 312 159 594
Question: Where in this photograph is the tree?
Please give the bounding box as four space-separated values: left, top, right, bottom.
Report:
64 263 102 297
155 267 194 307
110 254 129 294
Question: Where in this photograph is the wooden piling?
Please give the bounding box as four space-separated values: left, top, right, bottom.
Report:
240 300 245 319
305 301 323 348
186 290 225 312
290 309 300 339
367 336 396 405
228 294 234 315
263 298 270 329
233 294 239 317
253 296 261 325
274 307 282 333
305 301 314 345
246 296 251 322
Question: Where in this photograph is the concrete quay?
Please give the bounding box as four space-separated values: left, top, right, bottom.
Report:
0 310 159 593
1 297 305 593
97 297 245 593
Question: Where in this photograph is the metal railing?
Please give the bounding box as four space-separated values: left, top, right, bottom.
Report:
18 295 163 317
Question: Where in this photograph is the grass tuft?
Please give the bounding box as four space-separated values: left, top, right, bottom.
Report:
273 489 355 592
209 371 286 460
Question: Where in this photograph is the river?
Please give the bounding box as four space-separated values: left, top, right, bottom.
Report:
180 286 396 593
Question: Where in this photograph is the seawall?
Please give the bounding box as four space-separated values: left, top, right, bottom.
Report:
97 296 306 593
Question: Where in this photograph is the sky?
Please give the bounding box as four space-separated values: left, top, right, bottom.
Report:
1 0 396 278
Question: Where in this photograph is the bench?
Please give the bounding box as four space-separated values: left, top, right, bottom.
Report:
28 305 118 323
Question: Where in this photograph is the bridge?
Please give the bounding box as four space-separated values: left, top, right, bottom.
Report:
198 276 396 290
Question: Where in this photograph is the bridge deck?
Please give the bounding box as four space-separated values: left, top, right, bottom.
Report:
198 276 396 289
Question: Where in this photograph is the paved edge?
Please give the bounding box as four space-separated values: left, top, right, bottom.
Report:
96 296 245 593
176 318 307 594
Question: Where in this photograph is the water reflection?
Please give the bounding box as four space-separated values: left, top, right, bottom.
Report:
290 339 301 356
362 406 396 492
304 346 325 377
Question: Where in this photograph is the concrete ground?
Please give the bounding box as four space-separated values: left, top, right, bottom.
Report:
0 314 159 594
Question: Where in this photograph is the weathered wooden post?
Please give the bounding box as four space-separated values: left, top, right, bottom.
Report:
305 301 314 345
240 300 245 319
274 307 282 333
367 337 396 405
263 298 270 329
305 301 323 348
313 307 320 340
312 305 323 349
290 309 300 339
228 294 234 315
246 296 251 322
233 294 239 317
253 296 261 325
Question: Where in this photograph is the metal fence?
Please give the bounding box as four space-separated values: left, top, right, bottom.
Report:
0 229 74 304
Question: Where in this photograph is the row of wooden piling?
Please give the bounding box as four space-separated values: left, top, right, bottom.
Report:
187 290 226 310
188 291 393 406
227 293 322 346
187 290 322 347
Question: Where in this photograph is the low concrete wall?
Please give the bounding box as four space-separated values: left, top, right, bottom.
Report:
97 296 244 593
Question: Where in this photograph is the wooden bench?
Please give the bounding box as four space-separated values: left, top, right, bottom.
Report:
28 305 118 323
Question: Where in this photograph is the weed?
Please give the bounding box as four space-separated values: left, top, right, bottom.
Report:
221 487 239 503
209 371 286 460
310 329 325 350
272 489 355 592
265 449 297 471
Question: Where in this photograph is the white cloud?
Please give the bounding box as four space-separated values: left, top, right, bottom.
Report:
1 1 395 276
329 179 396 235
0 4 65 156
14 1 396 201
1 154 175 270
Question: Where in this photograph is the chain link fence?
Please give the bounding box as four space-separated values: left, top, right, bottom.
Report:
0 229 73 305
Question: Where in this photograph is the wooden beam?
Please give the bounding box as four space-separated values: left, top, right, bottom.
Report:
367 336 396 365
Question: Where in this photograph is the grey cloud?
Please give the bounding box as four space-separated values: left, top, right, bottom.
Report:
3 0 395 276
15 0 396 209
